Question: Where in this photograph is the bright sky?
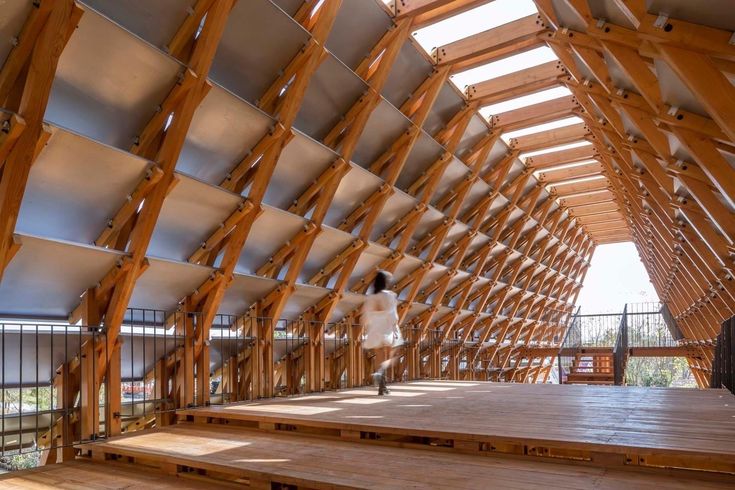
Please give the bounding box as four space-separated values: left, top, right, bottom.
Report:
411 0 538 48
478 87 571 117
576 243 660 313
409 0 554 96
501 115 583 143
451 47 558 88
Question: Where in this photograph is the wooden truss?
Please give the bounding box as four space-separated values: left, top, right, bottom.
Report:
2 0 733 440
530 0 735 381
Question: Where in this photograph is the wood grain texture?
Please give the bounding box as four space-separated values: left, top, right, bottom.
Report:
75 421 735 489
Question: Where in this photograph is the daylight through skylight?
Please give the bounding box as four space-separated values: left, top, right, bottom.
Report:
532 159 599 176
501 116 584 143
479 87 572 118
450 46 558 89
411 0 538 52
520 141 592 160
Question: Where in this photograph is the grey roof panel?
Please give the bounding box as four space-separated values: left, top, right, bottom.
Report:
79 0 196 49
178 85 274 186
211 0 310 103
45 8 182 149
325 0 392 71
0 235 124 318
17 127 150 244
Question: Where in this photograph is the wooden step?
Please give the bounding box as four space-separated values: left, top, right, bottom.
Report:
568 372 614 379
567 373 615 383
573 359 612 364
577 348 615 355
574 356 612 362
572 369 612 374
565 379 616 385
75 424 734 489
0 459 213 489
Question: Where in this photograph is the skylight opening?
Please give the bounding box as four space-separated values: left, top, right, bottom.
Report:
412 0 538 52
163 112 174 131
549 175 605 187
532 159 599 176
450 46 558 90
521 141 592 160
479 87 572 118
195 13 207 39
310 0 326 18
501 116 584 144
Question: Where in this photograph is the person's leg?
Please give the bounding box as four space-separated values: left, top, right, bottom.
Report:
373 346 391 395
377 346 392 373
371 348 384 388
386 346 398 379
373 347 387 374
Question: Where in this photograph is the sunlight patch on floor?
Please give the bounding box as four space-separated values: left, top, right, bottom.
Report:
380 391 426 397
225 405 340 415
336 398 389 405
276 395 339 402
409 381 479 387
340 389 383 395
107 432 252 456
389 385 455 391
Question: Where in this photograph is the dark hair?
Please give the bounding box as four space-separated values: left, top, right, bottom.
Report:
373 270 391 294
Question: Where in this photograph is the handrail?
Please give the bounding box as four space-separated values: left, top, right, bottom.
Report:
613 305 628 386
557 306 581 354
711 315 734 394
557 306 581 383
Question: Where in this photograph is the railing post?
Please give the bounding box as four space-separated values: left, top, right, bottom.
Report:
557 354 562 384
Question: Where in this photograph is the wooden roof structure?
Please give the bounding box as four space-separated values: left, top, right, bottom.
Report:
0 0 733 422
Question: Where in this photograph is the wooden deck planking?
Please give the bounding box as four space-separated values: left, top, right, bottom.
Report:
181 381 735 463
0 459 214 489
77 424 735 489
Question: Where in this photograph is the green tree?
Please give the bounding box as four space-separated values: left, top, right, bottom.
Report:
625 357 696 388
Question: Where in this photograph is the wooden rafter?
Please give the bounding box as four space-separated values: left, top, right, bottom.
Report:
0 0 82 281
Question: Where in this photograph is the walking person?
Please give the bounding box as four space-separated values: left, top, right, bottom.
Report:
362 271 403 395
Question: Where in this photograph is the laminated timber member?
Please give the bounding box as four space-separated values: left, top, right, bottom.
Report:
362 270 403 395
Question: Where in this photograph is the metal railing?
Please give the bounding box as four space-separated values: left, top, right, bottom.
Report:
0 311 369 467
626 302 678 347
0 322 107 470
711 316 734 394
119 310 254 429
613 305 629 386
575 311 623 347
209 314 254 404
557 307 581 384
557 303 680 386
7 303 656 466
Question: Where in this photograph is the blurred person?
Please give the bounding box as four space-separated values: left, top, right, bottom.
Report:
362 270 403 395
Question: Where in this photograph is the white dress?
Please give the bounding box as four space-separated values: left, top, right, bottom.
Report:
362 290 402 349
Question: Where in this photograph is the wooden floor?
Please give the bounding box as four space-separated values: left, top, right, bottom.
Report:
76 424 735 489
0 459 214 489
181 380 735 473
6 381 735 488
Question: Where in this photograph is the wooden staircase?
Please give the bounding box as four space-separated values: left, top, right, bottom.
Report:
565 348 615 385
